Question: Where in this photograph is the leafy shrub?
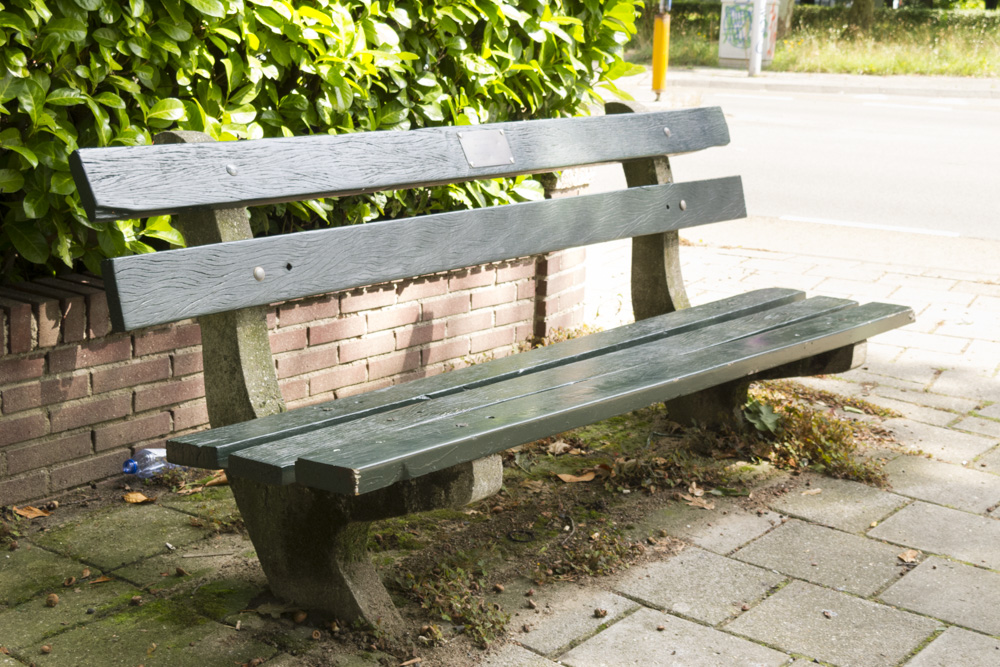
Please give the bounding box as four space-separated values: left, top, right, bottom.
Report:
0 0 642 283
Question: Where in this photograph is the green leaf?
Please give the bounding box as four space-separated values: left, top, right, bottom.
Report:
74 0 104 11
47 87 87 106
183 0 225 19
0 73 22 104
44 17 87 42
2 144 39 168
50 171 76 195
0 169 25 193
158 17 193 41
16 78 46 126
7 223 50 263
94 91 126 109
22 189 50 219
141 216 185 246
147 98 186 122
225 103 256 124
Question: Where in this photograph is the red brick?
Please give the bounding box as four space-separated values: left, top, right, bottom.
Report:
275 344 338 379
538 266 586 297
516 323 534 343
421 294 470 321
279 378 309 403
536 286 586 318
134 376 205 413
396 322 446 350
449 268 495 291
497 260 537 283
517 279 537 301
40 277 111 339
0 353 45 385
3 373 89 414
134 323 201 356
368 304 420 333
340 286 396 314
470 327 516 355
94 412 172 451
51 393 131 432
397 277 448 302
0 288 61 348
422 338 470 365
496 302 534 327
309 316 366 345
472 284 518 310
539 248 586 275
49 337 131 374
0 471 48 506
49 449 124 492
278 294 339 327
172 350 204 377
369 350 421 381
92 357 170 394
310 363 367 395
0 309 5 355
0 412 48 447
339 332 395 364
0 297 33 354
267 310 277 329
448 311 493 337
539 307 585 336
15 282 87 344
335 377 393 398
269 327 308 354
173 401 209 432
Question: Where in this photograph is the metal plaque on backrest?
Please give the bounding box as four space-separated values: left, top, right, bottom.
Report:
457 129 515 169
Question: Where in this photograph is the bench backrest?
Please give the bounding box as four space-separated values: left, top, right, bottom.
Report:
69 102 743 431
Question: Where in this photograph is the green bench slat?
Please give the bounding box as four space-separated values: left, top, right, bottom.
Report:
289 302 913 495
70 108 729 222
226 295 869 487
168 288 803 470
104 177 745 331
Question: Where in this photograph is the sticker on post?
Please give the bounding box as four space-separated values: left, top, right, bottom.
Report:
457 129 515 169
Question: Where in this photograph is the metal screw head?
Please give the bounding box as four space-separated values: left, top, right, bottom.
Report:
509 157 515 164
253 266 265 281
679 200 687 211
226 164 238 176
457 132 464 139
663 128 671 138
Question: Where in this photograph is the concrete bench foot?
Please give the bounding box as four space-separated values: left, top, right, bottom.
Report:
229 455 502 635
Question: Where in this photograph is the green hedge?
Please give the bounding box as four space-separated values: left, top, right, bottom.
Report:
0 0 642 284
792 6 1000 32
634 1 722 46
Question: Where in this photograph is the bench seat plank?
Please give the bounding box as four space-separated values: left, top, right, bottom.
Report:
169 288 803 470
71 108 729 222
286 302 913 495
226 295 885 487
105 177 745 331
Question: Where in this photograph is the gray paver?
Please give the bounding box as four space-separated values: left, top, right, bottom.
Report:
613 547 784 625
0 547 95 607
864 395 958 428
629 497 782 554
979 403 1000 420
724 580 938 667
559 607 788 666
514 587 638 657
883 456 1000 514
478 644 560 666
33 505 207 570
881 419 996 464
733 520 904 596
880 556 1000 635
955 416 1000 439
874 386 979 414
905 626 1000 666
767 476 908 533
975 445 1000 474
868 501 1000 569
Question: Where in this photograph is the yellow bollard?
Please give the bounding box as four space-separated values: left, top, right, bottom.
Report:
651 12 670 101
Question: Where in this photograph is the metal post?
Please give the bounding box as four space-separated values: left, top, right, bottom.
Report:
748 0 766 77
651 0 671 101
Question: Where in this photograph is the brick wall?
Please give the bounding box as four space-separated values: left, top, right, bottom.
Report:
0 251 587 505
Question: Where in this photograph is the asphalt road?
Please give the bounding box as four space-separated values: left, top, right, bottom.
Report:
662 87 1000 242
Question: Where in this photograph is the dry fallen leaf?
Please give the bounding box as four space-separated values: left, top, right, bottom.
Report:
801 488 823 496
13 506 50 519
556 471 596 483
898 549 920 563
204 469 228 487
546 440 571 456
679 494 716 510
688 482 705 498
124 492 155 504
89 576 113 584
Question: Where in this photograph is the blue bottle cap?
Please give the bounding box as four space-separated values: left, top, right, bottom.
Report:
123 459 139 475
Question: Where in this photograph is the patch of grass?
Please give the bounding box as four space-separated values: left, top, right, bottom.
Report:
530 519 642 585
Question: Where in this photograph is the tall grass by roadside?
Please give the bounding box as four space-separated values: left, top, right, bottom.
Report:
628 5 1000 77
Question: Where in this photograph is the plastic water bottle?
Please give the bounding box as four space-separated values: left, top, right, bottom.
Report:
122 448 182 479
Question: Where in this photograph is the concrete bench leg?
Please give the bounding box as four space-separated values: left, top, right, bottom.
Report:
230 455 503 635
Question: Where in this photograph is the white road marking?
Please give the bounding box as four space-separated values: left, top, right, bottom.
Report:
863 102 953 112
779 215 962 238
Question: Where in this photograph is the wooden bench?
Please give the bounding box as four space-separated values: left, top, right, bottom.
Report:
70 103 913 634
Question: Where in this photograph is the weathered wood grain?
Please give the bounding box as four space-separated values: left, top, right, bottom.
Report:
226 296 869 486
167 288 803 470
71 108 730 222
289 302 913 495
105 177 745 331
